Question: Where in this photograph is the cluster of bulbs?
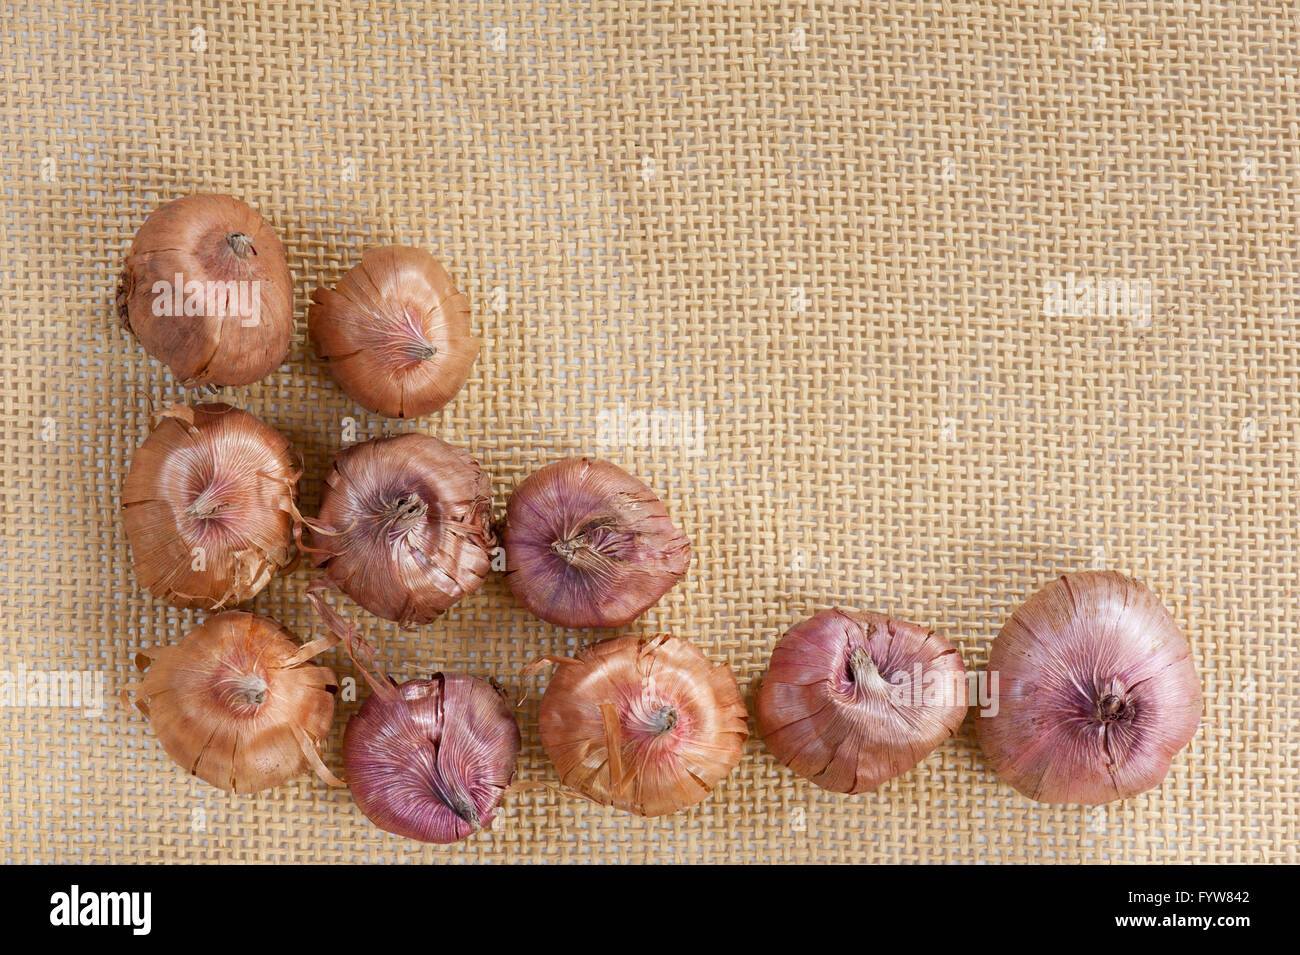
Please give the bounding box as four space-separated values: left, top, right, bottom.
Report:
117 194 1202 844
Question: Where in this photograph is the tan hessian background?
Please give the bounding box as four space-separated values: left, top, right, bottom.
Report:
2 1 1296 863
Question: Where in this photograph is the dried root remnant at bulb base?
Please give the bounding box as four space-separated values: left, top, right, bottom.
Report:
756 609 968 794
310 433 493 627
975 571 1202 806
133 611 340 794
121 403 298 610
503 458 691 629
536 634 748 817
117 194 293 387
308 245 479 418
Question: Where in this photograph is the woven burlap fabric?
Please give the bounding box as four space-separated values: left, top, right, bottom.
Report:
1 0 1295 864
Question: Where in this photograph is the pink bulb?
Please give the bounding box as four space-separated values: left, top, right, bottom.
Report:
757 609 968 794
976 571 1202 805
343 673 521 844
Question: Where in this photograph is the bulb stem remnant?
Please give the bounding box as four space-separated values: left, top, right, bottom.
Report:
185 501 226 519
184 483 228 520
848 646 880 687
428 736 484 832
550 524 619 574
394 335 438 365
1097 692 1129 723
550 533 615 577
226 232 255 258
551 535 586 564
448 793 482 832
380 493 428 534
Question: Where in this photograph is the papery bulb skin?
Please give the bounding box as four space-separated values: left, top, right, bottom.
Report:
117 194 293 387
309 246 479 418
122 404 296 610
313 433 493 627
343 674 521 843
136 612 338 793
976 571 1202 805
503 458 691 629
756 610 967 794
538 634 748 816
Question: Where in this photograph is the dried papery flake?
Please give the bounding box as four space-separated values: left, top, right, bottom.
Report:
121 403 297 610
309 246 479 418
536 634 748 816
344 674 522 844
117 194 293 387
311 433 493 627
976 571 1202 805
134 611 340 794
503 458 691 629
756 609 967 794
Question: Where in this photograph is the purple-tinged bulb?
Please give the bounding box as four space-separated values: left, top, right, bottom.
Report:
757 609 967 793
503 458 690 629
976 571 1202 805
343 673 521 843
312 433 493 628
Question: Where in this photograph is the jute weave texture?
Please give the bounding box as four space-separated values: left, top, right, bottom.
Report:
1 0 1295 863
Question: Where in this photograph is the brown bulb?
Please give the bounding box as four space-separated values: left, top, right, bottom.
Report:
502 458 691 629
117 194 294 387
536 634 748 816
309 246 479 418
121 404 297 610
134 611 339 794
